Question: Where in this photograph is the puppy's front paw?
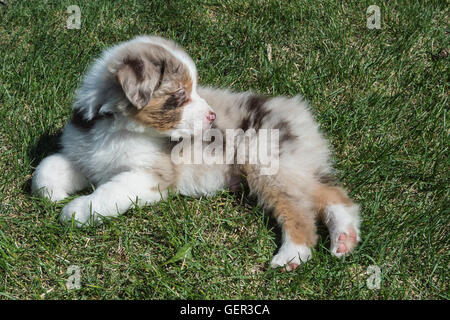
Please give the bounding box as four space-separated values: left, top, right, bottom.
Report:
270 243 312 271
34 187 69 202
60 196 95 227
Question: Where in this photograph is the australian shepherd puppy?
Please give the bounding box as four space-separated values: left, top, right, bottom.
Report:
32 36 361 271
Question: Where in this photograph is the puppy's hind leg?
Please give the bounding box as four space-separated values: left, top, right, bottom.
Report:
243 166 317 271
32 153 88 202
270 199 318 271
313 183 361 257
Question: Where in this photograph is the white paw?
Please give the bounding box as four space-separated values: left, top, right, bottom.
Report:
330 225 360 258
33 186 69 202
31 153 88 202
326 204 360 258
60 196 97 227
270 242 312 271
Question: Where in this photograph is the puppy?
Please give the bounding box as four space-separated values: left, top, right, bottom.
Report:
32 36 361 271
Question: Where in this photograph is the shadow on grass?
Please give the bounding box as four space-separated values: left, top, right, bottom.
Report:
232 179 285 259
22 129 62 194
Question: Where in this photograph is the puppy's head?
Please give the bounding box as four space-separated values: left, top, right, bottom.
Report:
108 36 215 137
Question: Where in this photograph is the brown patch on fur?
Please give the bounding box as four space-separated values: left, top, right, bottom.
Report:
131 65 193 131
246 95 268 112
240 116 250 131
132 95 184 131
274 197 318 246
313 184 354 221
116 57 155 108
274 120 297 146
241 164 317 246
252 107 271 130
123 57 145 82
238 95 271 130
316 171 337 186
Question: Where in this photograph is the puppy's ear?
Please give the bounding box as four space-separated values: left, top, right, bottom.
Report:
116 57 159 109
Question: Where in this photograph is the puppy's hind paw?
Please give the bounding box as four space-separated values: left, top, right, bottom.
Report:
270 243 312 271
331 226 359 258
325 204 361 258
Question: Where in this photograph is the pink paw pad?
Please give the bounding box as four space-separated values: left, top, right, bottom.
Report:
287 263 299 271
279 263 299 272
335 228 358 255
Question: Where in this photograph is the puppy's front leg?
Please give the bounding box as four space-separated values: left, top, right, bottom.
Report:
59 171 167 227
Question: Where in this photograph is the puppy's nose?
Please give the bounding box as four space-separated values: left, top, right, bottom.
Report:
207 111 216 123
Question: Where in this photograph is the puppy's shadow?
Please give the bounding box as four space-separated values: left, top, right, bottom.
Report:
23 129 62 194
233 179 283 252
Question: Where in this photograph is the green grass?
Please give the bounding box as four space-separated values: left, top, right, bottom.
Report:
0 0 448 299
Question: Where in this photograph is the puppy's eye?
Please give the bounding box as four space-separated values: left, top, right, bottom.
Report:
163 88 189 110
174 88 190 105
174 88 186 99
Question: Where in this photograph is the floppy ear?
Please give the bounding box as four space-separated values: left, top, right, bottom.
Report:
116 57 159 109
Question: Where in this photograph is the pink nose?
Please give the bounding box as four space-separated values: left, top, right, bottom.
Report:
207 111 216 123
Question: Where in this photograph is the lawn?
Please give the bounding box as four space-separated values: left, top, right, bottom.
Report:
0 0 448 299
